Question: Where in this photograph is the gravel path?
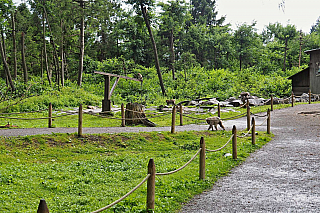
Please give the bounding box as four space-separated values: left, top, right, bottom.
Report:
180 104 320 212
0 112 267 137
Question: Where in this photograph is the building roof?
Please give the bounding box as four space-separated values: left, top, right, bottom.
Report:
288 67 309 79
304 48 320 54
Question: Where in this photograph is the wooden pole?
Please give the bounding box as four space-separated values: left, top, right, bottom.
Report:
37 199 49 213
199 137 206 180
267 108 271 134
270 94 274 111
171 106 176 133
179 104 183 126
309 89 311 104
78 104 82 137
291 92 294 107
247 105 250 131
48 103 52 128
102 75 111 112
121 103 125 127
251 117 256 145
217 103 221 118
232 125 237 159
146 159 155 212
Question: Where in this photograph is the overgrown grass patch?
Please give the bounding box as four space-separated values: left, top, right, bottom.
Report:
0 130 272 212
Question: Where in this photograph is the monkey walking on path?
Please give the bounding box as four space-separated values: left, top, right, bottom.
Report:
206 117 225 131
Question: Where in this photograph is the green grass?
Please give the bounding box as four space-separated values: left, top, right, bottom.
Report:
0 131 272 212
0 102 305 128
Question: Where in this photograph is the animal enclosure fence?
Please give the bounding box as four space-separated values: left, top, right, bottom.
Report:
1 92 318 212
37 113 269 212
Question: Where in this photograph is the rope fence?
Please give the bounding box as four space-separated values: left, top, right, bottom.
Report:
36 103 273 213
0 99 272 132
206 134 234 152
90 174 151 213
155 148 202 176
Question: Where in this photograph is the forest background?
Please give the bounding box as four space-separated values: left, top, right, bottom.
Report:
1 0 320 111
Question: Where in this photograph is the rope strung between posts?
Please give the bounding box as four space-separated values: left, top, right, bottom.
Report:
206 134 234 152
182 114 206 121
237 124 253 138
156 148 202 176
84 111 169 120
221 112 247 121
256 114 269 127
0 108 48 115
124 108 172 116
250 112 268 117
0 112 77 120
90 174 151 213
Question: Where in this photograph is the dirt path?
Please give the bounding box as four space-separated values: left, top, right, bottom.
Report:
180 104 320 212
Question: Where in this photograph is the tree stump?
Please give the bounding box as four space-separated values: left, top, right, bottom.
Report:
125 103 156 127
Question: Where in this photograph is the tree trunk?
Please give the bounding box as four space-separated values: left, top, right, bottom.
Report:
43 2 51 84
11 11 17 79
44 5 59 84
169 28 175 80
125 103 156 127
78 1 85 86
140 4 166 95
283 37 288 71
60 19 64 86
51 42 59 85
21 32 28 83
0 34 15 91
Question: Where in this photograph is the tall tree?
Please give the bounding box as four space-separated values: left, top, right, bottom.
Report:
158 0 190 80
310 17 320 34
0 0 15 90
127 0 166 95
233 22 261 71
190 0 225 26
21 31 28 82
263 23 298 71
11 10 17 79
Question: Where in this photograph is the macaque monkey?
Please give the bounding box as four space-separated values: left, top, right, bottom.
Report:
166 99 176 105
206 117 225 131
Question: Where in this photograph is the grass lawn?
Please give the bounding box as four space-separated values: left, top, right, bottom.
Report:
0 130 272 212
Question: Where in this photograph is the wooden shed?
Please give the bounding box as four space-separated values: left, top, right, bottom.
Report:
288 48 320 95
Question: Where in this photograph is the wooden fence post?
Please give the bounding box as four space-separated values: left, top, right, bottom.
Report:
309 89 311 104
251 117 256 145
146 159 155 212
291 92 294 107
179 104 183 126
217 103 221 118
37 199 49 213
247 105 250 131
78 104 82 137
267 108 271 134
48 103 52 128
270 95 274 111
232 125 237 159
121 103 125 127
199 137 206 180
171 106 176 133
